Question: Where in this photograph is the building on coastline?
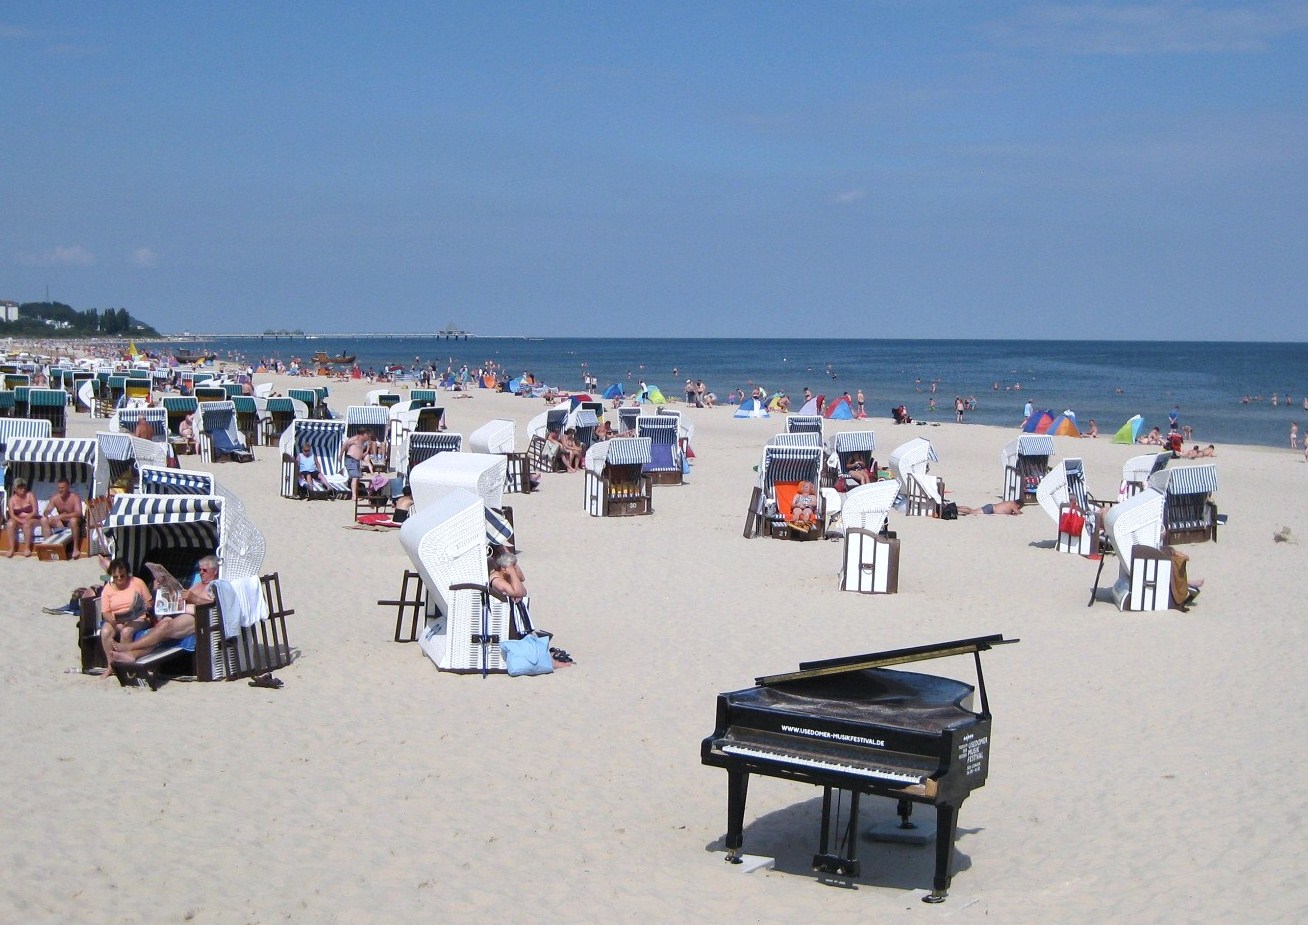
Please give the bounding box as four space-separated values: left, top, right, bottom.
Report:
1 301 17 322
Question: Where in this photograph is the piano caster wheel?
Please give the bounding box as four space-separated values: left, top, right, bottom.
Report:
922 890 947 904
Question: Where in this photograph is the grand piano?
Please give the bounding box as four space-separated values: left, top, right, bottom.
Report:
701 634 1017 902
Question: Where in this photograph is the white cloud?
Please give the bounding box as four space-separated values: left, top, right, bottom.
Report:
18 244 95 266
833 189 868 204
130 247 159 268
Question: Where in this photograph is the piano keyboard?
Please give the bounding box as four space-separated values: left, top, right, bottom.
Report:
719 742 930 787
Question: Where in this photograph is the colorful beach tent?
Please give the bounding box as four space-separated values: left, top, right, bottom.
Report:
1046 410 1081 437
765 392 788 412
506 377 523 393
823 396 855 420
798 395 824 416
1113 414 1145 445
1022 410 1055 433
636 385 668 404
603 383 624 400
567 394 594 409
733 398 770 418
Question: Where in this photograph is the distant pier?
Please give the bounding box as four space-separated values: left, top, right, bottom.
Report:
186 330 477 341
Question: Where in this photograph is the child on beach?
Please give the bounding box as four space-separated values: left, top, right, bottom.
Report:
789 481 819 531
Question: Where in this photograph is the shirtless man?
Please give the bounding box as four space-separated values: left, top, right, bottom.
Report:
41 478 84 558
112 556 218 663
957 500 1024 516
341 428 371 500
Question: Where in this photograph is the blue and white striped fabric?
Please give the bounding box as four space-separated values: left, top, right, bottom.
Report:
604 437 652 467
0 419 53 464
161 395 199 415
786 414 823 435
406 432 463 473
768 432 822 448
618 407 640 433
102 494 222 576
345 404 390 437
95 431 136 462
833 431 877 455
1150 464 1218 496
113 406 169 442
485 507 514 546
139 466 215 496
637 415 677 444
27 388 68 409
759 445 823 489
199 401 237 436
572 409 599 429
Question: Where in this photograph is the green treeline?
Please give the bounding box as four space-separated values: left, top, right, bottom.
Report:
0 302 160 338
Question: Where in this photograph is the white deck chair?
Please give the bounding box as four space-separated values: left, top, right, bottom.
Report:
889 438 943 517
410 452 506 512
1102 488 1170 611
1036 458 1101 555
402 490 523 674
1000 435 1055 504
1120 452 1170 501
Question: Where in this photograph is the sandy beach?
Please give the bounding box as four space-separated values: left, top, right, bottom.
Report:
3 371 1306 924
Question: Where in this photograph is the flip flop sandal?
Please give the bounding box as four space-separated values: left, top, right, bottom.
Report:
248 673 284 689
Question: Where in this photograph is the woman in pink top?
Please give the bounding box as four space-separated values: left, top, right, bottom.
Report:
97 558 153 679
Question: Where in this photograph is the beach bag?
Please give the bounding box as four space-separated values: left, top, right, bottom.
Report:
1059 508 1086 535
941 501 958 520
499 633 553 677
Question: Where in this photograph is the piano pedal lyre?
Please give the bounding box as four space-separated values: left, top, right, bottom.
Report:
813 787 862 881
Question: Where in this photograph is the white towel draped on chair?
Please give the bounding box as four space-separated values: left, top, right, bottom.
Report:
213 577 269 639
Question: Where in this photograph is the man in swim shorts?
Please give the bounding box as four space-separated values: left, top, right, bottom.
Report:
957 500 1023 516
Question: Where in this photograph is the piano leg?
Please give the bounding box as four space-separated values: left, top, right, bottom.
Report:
923 802 958 903
724 769 749 863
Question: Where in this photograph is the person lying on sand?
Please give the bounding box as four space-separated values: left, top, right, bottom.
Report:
957 500 1023 516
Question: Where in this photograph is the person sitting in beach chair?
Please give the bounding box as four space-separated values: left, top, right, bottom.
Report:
789 481 820 531
558 429 583 472
177 413 198 455
40 478 84 559
96 558 153 679
109 556 218 665
5 478 41 558
297 443 329 497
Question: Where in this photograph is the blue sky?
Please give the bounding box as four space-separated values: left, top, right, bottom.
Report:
4 2 1306 339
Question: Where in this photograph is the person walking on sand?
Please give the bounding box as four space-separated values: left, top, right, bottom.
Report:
856 389 866 418
955 395 965 423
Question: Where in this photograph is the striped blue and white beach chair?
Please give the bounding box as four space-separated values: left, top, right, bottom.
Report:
827 430 878 487
786 414 824 440
637 414 683 485
278 419 350 499
744 444 825 539
198 401 254 464
402 431 463 479
1001 434 1055 504
112 406 169 443
584 436 652 516
1150 463 1219 545
27 388 70 438
2 436 104 556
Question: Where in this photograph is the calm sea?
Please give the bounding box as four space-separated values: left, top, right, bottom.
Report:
153 337 1307 450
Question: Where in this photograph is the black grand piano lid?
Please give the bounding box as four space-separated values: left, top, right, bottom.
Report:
725 669 978 732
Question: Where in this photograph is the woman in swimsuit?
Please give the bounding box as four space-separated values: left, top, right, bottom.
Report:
790 481 820 530
5 478 40 558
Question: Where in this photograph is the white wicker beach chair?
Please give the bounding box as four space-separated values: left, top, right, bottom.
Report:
1036 458 1102 555
889 438 943 517
1149 463 1219 545
1000 434 1055 504
584 437 653 516
1103 488 1170 611
744 444 825 540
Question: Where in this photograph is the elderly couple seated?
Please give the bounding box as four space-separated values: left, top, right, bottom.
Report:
96 555 219 675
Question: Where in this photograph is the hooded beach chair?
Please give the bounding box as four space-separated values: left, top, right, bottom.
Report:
232 396 262 449
264 396 308 446
390 489 525 673
2 436 105 558
1099 488 1171 611
785 414 824 440
637 414 683 485
617 406 640 435
584 437 653 517
1036 458 1102 555
401 431 463 479
112 406 169 443
161 395 200 446
136 464 216 498
471 418 532 494
26 389 69 438
744 444 825 540
90 493 290 686
345 403 392 464
1149 463 1219 545
193 385 227 404
1001 435 1055 504
767 432 822 449
96 432 167 495
889 437 944 518
410 451 507 516
1119 452 1170 501
197 401 254 464
0 418 52 469
827 430 878 488
124 378 152 405
288 388 322 418
838 481 902 595
278 419 350 499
